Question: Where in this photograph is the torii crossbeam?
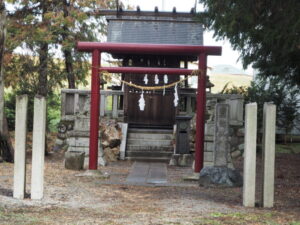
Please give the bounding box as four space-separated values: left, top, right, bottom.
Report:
77 42 222 173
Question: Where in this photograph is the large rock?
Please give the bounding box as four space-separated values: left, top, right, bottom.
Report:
100 120 121 148
199 166 243 187
104 147 120 162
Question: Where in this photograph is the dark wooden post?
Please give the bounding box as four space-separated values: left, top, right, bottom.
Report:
194 53 207 173
89 50 101 170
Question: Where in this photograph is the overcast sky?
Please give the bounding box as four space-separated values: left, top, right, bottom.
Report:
122 0 253 75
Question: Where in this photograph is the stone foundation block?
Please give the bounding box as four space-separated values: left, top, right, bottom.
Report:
65 151 85 170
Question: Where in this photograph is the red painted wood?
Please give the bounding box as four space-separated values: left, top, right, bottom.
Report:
194 53 207 173
77 42 222 56
99 67 194 75
89 50 101 170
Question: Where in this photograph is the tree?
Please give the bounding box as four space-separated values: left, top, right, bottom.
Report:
5 0 115 92
198 0 300 85
0 0 14 162
246 75 299 143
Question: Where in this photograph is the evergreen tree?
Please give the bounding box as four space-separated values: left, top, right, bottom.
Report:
198 0 300 85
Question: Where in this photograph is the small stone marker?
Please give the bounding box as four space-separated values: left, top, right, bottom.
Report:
243 103 257 207
65 151 85 170
213 104 230 167
31 96 47 200
262 103 276 208
13 95 28 199
199 104 242 187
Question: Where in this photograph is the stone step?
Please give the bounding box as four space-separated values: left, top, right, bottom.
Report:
128 132 173 140
126 151 173 158
126 145 173 152
128 128 173 134
127 138 172 146
125 156 171 163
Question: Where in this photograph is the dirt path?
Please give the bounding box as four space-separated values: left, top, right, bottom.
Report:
0 150 299 224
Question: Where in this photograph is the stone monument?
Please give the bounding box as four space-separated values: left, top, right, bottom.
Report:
199 103 242 187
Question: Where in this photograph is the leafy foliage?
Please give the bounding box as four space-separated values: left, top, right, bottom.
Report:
220 82 248 95
227 75 300 140
4 0 115 92
2 0 115 131
198 0 300 85
5 90 61 132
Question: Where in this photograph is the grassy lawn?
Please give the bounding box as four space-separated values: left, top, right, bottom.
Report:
276 143 300 154
1 207 300 225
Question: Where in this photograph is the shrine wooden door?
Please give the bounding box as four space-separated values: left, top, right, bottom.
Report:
123 56 180 128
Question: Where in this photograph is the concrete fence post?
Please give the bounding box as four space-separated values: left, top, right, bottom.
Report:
112 94 118 118
13 95 28 199
100 94 105 116
31 95 47 200
262 103 276 207
243 103 257 207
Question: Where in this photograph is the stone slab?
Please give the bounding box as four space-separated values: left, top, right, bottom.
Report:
126 162 149 183
147 163 167 184
213 104 230 167
126 162 167 184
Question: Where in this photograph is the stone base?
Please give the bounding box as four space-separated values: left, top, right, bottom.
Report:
64 151 85 170
75 170 110 179
199 166 243 187
183 172 200 181
83 156 107 169
169 154 193 167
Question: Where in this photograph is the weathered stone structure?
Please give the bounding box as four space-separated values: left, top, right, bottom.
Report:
55 89 244 169
199 103 243 187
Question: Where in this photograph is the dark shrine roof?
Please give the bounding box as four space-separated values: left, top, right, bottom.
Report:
100 9 203 47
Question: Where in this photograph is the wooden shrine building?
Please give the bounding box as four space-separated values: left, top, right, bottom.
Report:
103 8 204 128
76 8 222 173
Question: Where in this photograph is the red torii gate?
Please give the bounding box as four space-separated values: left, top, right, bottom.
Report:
76 42 222 173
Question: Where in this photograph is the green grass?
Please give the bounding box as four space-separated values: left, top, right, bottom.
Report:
192 212 300 225
0 207 45 224
276 143 300 154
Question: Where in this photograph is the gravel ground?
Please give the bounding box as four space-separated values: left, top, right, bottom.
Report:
0 149 299 224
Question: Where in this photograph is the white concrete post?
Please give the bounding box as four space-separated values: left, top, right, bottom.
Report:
112 94 118 118
31 95 47 200
13 95 28 199
243 103 257 207
118 123 128 160
100 94 105 116
262 103 276 208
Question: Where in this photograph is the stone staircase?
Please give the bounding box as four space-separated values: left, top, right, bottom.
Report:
126 128 174 162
